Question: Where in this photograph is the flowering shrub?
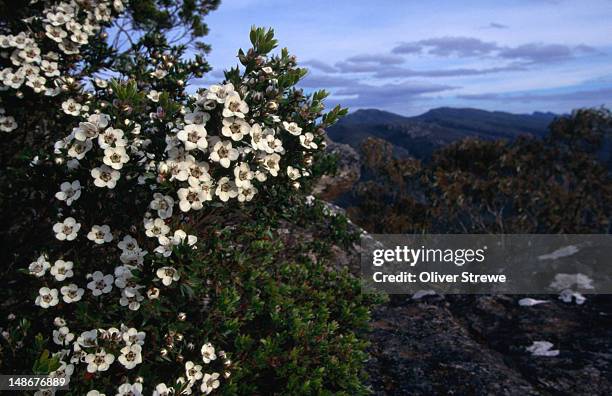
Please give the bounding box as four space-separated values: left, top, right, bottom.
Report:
0 0 126 132
1 3 378 392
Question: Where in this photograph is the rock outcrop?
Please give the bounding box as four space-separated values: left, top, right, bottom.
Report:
312 139 360 201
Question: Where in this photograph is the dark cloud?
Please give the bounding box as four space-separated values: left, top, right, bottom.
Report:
391 37 596 64
331 81 457 109
390 42 422 54
302 59 337 73
392 36 499 57
345 53 405 65
485 22 509 29
299 73 353 88
334 61 380 73
458 87 612 103
498 43 597 63
374 64 526 78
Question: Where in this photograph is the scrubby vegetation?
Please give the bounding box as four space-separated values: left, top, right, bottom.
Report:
349 108 612 234
0 1 379 395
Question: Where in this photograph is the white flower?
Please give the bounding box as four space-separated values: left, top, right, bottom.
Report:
0 115 18 132
177 124 208 151
45 25 67 42
209 140 239 168
156 266 180 286
87 224 113 244
118 235 140 254
201 373 220 394
116 382 142 396
62 99 82 116
233 163 253 187
77 329 98 348
3 72 24 89
50 259 74 281
55 180 81 206
122 326 146 345
85 349 115 373
147 287 160 300
206 83 235 103
53 217 81 241
151 68 167 79
74 114 110 141
50 360 74 378
60 283 84 303
221 117 250 141
91 165 120 188
103 146 129 169
147 90 160 102
184 110 210 125
282 121 302 136
144 218 170 239
122 327 146 346
222 93 249 118
86 391 105 396
299 132 318 149
98 127 126 149
287 166 301 180
185 360 203 382
255 170 267 182
215 177 238 202
53 326 75 346
150 193 174 219
120 286 145 311
262 153 281 176
94 78 108 88
118 344 142 369
67 139 93 159
260 133 284 154
35 287 59 308
177 186 206 212
249 123 265 149
172 230 197 247
87 271 114 296
237 185 257 202
29 255 51 277
152 383 171 396
201 343 217 363
26 75 46 93
41 60 60 77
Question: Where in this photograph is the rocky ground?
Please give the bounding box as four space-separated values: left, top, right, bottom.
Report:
314 141 612 395
366 293 612 395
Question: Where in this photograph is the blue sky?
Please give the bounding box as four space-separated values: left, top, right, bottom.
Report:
196 0 612 116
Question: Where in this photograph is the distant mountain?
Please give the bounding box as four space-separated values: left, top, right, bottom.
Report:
327 107 557 159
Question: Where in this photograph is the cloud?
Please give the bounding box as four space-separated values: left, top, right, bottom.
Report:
498 43 597 63
302 59 337 73
345 53 405 65
389 42 422 55
485 22 509 29
334 61 381 73
373 64 526 78
330 81 457 109
300 73 353 88
392 36 500 57
457 87 612 103
391 36 597 64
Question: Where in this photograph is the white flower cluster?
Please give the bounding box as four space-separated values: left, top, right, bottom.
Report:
0 0 126 132
28 46 323 393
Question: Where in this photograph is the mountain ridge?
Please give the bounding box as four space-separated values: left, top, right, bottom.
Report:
327 107 558 159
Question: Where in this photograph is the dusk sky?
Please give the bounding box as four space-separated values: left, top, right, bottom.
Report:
196 0 612 116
